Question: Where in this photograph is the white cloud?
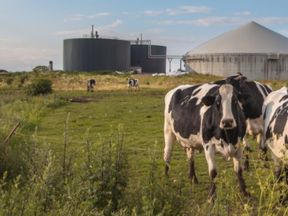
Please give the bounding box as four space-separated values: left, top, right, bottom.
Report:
88 12 111 19
280 30 288 37
166 9 180 16
167 5 213 16
69 14 85 21
145 10 163 16
145 29 163 34
104 19 122 28
253 17 288 25
234 11 251 16
0 47 58 61
152 20 175 25
54 29 89 36
0 46 61 71
152 16 288 27
0 38 21 44
180 6 213 13
68 12 111 21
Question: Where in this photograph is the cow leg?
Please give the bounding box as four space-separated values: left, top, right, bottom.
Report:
87 85 90 92
271 151 288 202
186 148 199 184
243 134 250 171
271 151 283 182
203 143 217 199
163 122 176 176
258 134 268 162
233 148 249 197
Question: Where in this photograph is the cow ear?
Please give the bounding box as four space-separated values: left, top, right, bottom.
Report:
202 96 215 106
239 76 247 87
237 93 253 105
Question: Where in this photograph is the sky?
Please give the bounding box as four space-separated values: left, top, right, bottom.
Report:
1 0 288 72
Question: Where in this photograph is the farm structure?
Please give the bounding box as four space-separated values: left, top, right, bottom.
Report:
130 44 167 73
184 21 288 80
63 28 167 73
63 38 131 72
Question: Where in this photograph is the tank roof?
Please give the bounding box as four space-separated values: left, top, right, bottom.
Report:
187 21 288 55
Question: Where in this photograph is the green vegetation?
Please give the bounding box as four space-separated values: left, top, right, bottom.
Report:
26 78 53 96
0 71 288 215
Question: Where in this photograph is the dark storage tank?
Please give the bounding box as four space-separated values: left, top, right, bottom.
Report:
131 44 166 73
64 38 130 72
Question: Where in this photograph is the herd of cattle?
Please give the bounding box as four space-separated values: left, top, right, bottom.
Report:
164 72 288 200
87 74 288 200
86 78 140 92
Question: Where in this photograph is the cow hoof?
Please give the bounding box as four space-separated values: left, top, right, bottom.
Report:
188 177 199 184
208 194 217 203
165 164 170 176
242 191 251 198
263 162 270 169
188 175 199 184
243 164 249 172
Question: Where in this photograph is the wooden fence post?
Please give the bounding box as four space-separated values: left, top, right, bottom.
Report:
3 122 20 144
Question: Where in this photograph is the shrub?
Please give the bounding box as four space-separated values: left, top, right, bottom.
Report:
19 75 28 84
26 78 53 96
5 77 13 85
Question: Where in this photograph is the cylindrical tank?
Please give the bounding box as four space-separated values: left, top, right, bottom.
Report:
131 44 166 73
63 38 130 72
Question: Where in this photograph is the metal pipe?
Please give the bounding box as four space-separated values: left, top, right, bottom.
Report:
130 39 183 59
91 25 94 38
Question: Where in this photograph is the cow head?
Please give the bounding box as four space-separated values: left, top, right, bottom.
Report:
226 73 247 90
202 84 253 130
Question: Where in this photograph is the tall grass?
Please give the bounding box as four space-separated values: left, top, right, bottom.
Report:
0 91 67 180
2 125 288 215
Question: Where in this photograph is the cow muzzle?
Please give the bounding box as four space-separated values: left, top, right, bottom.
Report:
221 118 236 129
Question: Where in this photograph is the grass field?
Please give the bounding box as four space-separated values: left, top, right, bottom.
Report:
1 71 288 215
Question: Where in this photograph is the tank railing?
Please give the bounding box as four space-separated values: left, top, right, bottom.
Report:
82 34 119 40
98 35 119 40
130 40 184 59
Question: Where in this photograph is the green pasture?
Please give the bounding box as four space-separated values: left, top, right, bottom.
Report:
35 89 280 211
1 72 288 215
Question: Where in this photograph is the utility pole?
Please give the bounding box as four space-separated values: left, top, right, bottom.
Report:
168 58 173 73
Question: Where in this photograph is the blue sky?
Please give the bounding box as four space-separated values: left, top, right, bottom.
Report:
1 0 288 72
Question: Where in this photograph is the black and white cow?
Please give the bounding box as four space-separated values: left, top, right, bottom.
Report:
164 83 252 198
214 73 272 170
87 79 96 92
262 87 288 181
127 78 140 91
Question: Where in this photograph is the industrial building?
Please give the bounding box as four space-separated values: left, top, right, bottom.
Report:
184 21 288 80
130 43 166 73
63 38 131 72
63 28 167 73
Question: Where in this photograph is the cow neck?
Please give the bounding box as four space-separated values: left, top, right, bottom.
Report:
240 83 262 119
